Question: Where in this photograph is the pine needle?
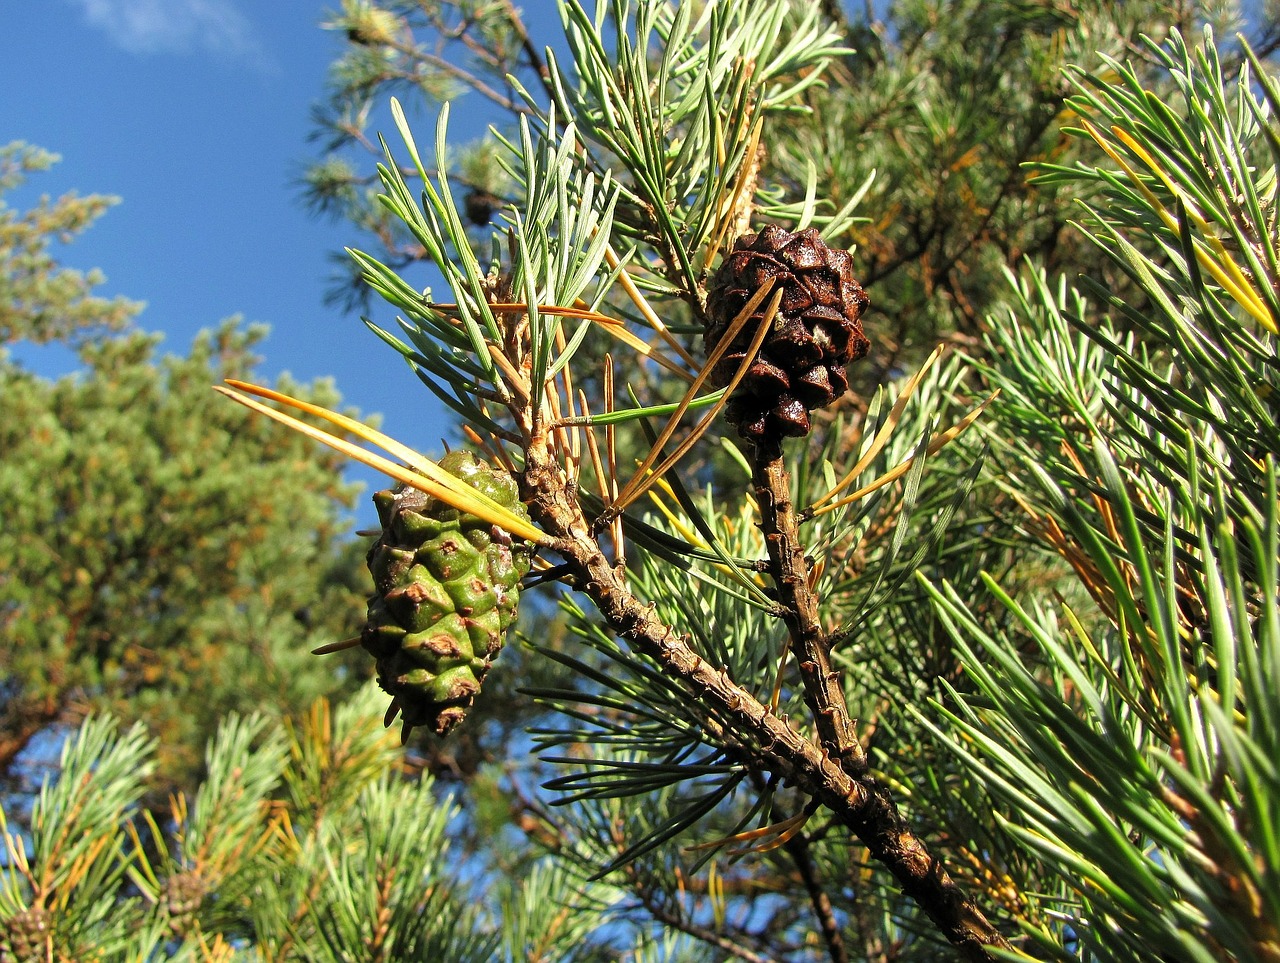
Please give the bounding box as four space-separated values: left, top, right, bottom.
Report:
216 381 547 544
311 637 363 656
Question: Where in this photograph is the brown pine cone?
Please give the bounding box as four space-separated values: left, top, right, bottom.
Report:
705 225 869 441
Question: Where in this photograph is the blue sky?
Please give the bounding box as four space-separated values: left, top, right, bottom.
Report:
1 1 545 500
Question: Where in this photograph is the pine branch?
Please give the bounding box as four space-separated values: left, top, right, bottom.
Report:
748 441 867 778
522 429 1010 961
497 0 556 108
782 829 849 963
625 864 776 963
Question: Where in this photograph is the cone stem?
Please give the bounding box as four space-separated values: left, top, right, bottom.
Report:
749 443 867 778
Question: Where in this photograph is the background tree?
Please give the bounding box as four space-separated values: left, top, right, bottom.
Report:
0 147 369 796
0 142 139 346
0 686 627 961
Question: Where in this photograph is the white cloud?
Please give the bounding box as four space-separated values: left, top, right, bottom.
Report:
69 0 274 68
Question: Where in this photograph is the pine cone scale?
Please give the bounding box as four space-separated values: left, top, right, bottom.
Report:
706 225 869 442
360 451 532 738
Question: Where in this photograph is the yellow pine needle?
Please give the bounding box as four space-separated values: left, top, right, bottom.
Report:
604 245 698 371
580 301 692 381
1082 120 1275 333
62 836 110 901
486 345 531 406
1112 129 1210 225
708 860 726 932
1081 119 1174 228
605 324 691 378
644 481 764 588
1110 126 1271 325
811 390 998 519
216 382 547 545
705 113 763 269
728 813 812 857
644 479 707 549
613 282 782 514
1 819 29 876
1061 599 1143 707
1193 234 1272 330
270 806 298 853
541 371 570 470
603 357 624 562
552 324 582 470
556 322 578 417
684 807 812 857
579 387 621 562
580 391 606 492
813 344 948 509
124 819 161 890
224 379 438 482
769 636 791 712
807 556 826 591
197 934 235 963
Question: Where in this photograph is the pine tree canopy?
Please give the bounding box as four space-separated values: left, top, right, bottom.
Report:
4 2 1280 961
0 152 368 796
0 142 140 346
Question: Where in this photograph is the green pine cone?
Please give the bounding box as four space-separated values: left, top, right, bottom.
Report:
362 450 533 738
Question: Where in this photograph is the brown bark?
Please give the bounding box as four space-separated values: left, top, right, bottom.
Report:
750 444 867 779
522 434 1011 962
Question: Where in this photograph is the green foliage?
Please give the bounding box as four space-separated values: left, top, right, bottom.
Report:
0 718 164 961
304 1 1278 380
771 1 1105 355
0 687 627 961
10 2 1280 961
0 321 368 790
0 142 140 345
296 5 1280 961
921 29 1280 960
312 2 1015 958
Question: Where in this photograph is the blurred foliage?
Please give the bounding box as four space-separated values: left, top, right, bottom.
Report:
0 142 140 346
0 146 369 798
0 321 370 794
0 687 628 961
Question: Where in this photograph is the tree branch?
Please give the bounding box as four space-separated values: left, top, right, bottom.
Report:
783 828 849 963
626 865 777 963
522 433 1011 962
499 0 558 108
749 443 867 779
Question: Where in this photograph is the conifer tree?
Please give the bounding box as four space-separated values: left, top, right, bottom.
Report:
269 3 1272 957
0 147 368 793
0 142 139 346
